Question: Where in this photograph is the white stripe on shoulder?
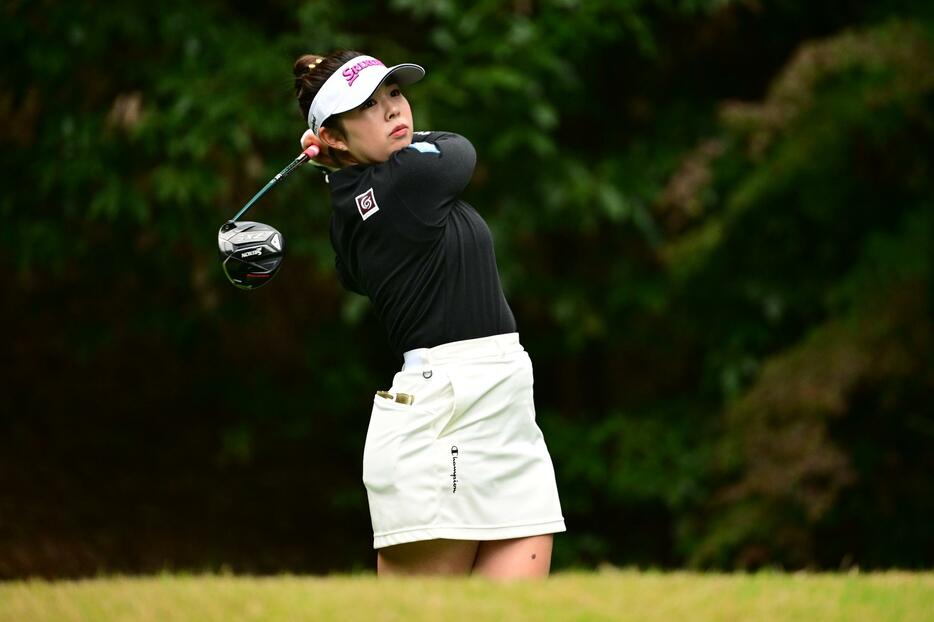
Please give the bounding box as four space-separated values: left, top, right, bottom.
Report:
407 142 440 154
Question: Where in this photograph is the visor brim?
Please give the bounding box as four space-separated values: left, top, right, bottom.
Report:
330 63 426 117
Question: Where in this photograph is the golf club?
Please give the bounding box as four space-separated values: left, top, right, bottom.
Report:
217 145 320 290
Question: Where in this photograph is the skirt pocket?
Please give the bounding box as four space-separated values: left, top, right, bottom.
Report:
362 396 405 495
362 366 457 534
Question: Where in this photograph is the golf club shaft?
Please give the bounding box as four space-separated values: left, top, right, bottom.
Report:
229 145 320 223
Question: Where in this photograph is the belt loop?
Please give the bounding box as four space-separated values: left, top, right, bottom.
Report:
403 347 432 370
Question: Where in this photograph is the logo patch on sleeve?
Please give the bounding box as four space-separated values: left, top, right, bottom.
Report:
355 187 380 221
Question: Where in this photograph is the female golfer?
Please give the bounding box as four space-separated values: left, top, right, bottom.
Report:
293 50 566 579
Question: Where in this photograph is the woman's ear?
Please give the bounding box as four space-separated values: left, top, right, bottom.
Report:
319 127 348 152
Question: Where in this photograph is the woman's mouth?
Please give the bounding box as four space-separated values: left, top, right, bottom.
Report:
390 124 408 137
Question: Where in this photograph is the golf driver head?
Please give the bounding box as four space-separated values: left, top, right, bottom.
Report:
217 221 284 290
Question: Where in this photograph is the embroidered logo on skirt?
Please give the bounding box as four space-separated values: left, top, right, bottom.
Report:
450 446 459 493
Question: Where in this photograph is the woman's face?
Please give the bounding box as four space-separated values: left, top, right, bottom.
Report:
324 82 414 165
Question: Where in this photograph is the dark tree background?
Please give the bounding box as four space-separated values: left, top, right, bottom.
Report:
2 0 932 578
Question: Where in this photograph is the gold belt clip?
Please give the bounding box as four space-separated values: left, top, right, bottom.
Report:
376 390 415 405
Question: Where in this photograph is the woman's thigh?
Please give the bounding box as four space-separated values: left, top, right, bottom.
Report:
472 534 553 579
377 539 480 576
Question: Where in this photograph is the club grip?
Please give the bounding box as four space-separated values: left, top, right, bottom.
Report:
302 145 320 159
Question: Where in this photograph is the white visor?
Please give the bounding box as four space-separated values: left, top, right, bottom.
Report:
307 55 425 135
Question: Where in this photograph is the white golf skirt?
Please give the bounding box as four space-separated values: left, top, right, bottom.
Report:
362 332 566 549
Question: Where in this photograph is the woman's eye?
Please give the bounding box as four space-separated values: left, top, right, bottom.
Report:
390 88 402 97
361 99 376 109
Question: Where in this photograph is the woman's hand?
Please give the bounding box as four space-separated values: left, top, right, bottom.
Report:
301 129 342 169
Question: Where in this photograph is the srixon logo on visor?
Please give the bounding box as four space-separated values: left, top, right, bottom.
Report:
343 58 385 86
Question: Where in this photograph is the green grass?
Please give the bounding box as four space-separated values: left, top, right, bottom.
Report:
2 568 932 622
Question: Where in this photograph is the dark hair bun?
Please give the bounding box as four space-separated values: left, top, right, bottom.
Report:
293 54 326 80
293 49 362 118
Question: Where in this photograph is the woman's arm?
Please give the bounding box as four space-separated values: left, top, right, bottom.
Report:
300 129 344 170
387 132 477 226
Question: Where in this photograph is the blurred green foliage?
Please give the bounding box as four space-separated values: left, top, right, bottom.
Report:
2 1 932 577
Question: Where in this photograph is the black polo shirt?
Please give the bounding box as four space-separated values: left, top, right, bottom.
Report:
327 131 517 357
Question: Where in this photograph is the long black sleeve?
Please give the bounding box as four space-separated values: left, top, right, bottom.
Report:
386 132 477 227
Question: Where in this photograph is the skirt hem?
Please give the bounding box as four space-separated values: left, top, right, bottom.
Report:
373 518 566 549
